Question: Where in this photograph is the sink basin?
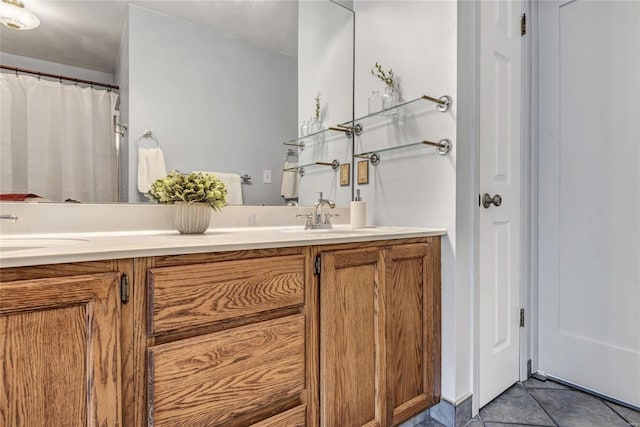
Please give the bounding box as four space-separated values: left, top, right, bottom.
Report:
0 238 88 252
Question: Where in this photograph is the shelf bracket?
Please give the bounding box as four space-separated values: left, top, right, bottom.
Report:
422 138 452 155
329 124 363 138
422 94 452 112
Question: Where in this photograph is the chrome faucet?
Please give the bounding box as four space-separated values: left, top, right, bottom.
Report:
313 192 335 228
295 192 338 230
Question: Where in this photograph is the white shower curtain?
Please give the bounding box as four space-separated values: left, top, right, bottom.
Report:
0 73 119 202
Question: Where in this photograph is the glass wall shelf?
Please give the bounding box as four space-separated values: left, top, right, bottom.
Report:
355 139 452 165
283 160 340 177
340 94 452 130
283 93 450 149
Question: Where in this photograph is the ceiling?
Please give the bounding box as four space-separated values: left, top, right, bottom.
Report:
0 0 298 74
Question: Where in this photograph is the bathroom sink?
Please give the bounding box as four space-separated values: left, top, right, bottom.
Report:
0 237 88 252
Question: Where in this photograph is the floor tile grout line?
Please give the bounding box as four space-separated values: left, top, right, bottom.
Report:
522 383 560 427
601 398 634 426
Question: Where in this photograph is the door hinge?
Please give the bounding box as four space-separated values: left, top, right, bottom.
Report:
520 308 525 327
314 255 321 276
120 272 130 304
521 13 527 36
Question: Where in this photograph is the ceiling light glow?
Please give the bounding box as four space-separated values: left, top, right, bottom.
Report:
1 0 40 30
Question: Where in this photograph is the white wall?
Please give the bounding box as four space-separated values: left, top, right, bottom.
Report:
0 52 115 85
298 1 354 207
353 0 460 402
126 5 297 205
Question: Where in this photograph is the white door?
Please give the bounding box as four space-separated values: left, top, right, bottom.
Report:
478 0 523 408
538 0 640 407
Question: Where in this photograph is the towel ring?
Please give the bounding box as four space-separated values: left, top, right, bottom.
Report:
136 130 160 148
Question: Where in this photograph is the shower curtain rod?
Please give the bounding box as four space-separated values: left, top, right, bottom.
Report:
0 64 119 90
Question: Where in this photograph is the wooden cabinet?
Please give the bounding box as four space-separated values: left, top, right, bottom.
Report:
320 247 387 427
386 241 441 424
0 265 125 427
0 237 440 427
317 238 441 427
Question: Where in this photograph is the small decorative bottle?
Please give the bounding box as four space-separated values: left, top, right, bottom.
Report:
308 117 319 134
368 91 383 114
382 85 399 115
300 120 309 137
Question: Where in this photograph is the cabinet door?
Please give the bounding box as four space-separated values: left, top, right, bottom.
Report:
386 241 441 425
0 273 122 427
320 248 387 427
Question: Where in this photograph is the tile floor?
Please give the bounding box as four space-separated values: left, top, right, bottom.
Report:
418 378 640 427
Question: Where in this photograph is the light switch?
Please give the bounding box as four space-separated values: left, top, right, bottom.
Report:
263 169 272 184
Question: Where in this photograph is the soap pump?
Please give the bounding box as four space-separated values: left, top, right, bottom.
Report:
350 189 367 228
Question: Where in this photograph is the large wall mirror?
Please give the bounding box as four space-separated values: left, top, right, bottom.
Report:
0 0 354 206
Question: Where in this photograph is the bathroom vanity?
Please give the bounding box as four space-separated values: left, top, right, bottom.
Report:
0 226 443 427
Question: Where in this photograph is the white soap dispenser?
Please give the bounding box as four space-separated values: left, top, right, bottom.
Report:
350 189 367 228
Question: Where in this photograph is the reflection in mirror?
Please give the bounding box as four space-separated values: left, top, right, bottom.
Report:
0 0 354 206
297 0 354 208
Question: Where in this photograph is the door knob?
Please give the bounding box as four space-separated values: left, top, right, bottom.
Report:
482 193 502 208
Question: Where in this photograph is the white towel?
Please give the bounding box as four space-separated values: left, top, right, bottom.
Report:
281 161 298 199
137 147 167 193
198 171 243 206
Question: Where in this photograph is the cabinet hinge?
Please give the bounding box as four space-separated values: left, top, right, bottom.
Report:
120 272 130 304
520 308 525 327
521 13 527 36
314 255 321 276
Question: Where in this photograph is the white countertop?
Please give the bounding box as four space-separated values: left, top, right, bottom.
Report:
0 225 446 268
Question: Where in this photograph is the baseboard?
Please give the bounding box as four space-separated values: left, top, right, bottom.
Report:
428 395 473 427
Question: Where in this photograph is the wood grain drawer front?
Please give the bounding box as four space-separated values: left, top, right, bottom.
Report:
147 254 305 335
147 314 306 426
250 405 306 427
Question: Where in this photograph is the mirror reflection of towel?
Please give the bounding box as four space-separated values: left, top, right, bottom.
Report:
197 171 243 205
138 147 167 193
281 161 298 199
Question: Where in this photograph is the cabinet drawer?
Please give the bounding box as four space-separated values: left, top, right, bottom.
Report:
250 405 306 427
147 254 305 335
148 314 305 426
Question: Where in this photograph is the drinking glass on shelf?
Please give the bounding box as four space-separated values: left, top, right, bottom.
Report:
368 90 383 114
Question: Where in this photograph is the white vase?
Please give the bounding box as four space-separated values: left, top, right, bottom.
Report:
174 202 211 234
